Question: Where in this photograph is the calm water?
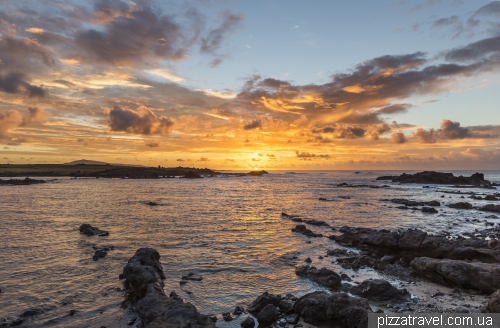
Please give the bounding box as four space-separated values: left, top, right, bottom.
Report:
0 170 499 327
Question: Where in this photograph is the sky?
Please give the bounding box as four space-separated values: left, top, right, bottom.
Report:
0 0 500 170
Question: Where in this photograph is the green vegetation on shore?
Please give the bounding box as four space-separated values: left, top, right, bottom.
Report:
0 164 219 178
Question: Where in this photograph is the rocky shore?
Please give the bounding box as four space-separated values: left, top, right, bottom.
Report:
376 171 494 188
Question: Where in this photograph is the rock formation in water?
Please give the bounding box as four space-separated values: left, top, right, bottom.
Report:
376 171 491 187
79 224 109 236
122 248 215 328
330 226 500 293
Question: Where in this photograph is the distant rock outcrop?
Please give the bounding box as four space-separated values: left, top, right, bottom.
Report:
247 170 269 176
376 171 491 187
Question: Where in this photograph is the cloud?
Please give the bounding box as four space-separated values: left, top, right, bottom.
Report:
21 107 46 125
439 119 472 139
109 105 175 135
431 16 460 29
200 12 243 55
25 27 44 34
0 71 46 98
176 158 185 162
75 2 206 65
195 88 236 99
311 124 367 138
295 150 331 160
145 142 160 147
378 104 412 114
445 35 500 62
390 132 407 144
414 128 438 143
198 157 210 161
243 119 262 130
0 110 23 136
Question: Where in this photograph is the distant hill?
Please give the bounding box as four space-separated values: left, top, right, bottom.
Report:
63 159 110 165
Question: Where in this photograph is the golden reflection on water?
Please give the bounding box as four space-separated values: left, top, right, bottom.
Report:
0 171 499 327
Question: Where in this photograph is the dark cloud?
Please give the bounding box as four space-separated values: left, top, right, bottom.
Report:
391 132 407 144
243 119 262 130
311 124 366 138
75 2 201 65
445 35 500 62
145 142 160 147
432 16 460 29
0 71 46 97
198 157 210 161
176 158 185 162
378 104 412 114
414 128 438 143
295 150 330 160
109 105 175 135
475 1 500 17
200 12 243 55
440 119 472 139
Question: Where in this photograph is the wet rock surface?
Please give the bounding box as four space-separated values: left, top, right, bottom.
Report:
294 291 372 328
79 224 109 236
122 248 215 328
295 265 342 288
292 224 323 238
349 279 410 301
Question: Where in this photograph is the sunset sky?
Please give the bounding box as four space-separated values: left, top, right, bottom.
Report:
1 0 499 170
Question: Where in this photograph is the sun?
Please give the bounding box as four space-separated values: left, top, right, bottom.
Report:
253 167 258 170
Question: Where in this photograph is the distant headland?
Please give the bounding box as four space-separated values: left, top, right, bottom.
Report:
0 160 269 179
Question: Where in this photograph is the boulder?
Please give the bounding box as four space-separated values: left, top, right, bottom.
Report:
421 207 438 213
292 224 323 238
487 290 500 313
79 224 109 236
410 257 500 293
480 204 500 213
293 291 371 328
247 291 281 313
256 304 279 325
240 316 255 328
295 266 341 288
349 279 409 301
122 248 215 328
448 202 473 210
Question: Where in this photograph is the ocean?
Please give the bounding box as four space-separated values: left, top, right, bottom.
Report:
1 170 499 327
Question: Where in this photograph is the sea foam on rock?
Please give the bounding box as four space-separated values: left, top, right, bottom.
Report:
122 248 215 328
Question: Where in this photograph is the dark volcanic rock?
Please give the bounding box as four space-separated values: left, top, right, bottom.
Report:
410 257 500 293
295 266 341 288
349 279 410 301
487 290 500 313
184 171 202 179
181 272 203 281
0 177 47 185
222 312 233 321
421 207 438 213
79 224 109 236
278 300 294 314
385 171 490 186
331 227 495 263
292 224 323 237
480 204 500 213
257 304 279 325
293 291 372 328
247 291 281 313
448 202 473 209
122 248 215 327
233 305 244 315
240 316 255 328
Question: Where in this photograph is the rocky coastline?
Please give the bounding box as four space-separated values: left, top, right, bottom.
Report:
2 170 499 328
